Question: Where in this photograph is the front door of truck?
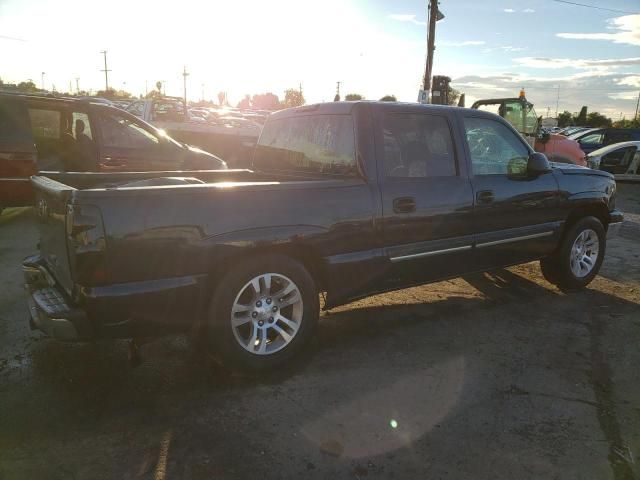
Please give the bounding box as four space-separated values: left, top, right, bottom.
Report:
462 115 562 269
378 110 475 287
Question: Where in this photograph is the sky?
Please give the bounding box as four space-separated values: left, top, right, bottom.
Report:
0 0 638 118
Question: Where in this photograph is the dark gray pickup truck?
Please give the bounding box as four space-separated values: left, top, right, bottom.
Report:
23 101 623 370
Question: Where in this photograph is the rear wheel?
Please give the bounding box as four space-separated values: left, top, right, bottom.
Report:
539 216 605 291
206 254 319 371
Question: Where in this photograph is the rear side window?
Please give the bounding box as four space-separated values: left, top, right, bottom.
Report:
254 114 357 176
28 108 61 139
72 112 93 140
606 131 632 144
382 114 456 178
0 99 31 143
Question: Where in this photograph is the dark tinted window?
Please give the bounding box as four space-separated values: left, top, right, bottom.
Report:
254 114 357 176
152 99 186 122
383 114 456 177
0 99 31 143
464 117 529 175
606 131 632 144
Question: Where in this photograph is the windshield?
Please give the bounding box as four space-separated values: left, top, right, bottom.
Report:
503 100 538 135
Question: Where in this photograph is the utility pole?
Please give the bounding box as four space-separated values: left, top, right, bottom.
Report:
201 83 205 102
422 0 438 100
182 66 189 105
555 85 560 117
334 81 341 101
75 77 80 94
41 72 45 91
100 50 111 91
635 90 639 120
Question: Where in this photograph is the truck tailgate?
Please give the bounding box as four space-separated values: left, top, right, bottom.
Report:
32 176 74 296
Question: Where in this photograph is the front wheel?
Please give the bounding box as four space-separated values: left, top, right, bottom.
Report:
540 216 606 291
206 254 319 371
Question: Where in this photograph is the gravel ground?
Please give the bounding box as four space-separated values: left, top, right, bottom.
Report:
0 184 638 480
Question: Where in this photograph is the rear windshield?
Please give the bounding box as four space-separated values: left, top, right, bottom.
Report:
253 114 357 176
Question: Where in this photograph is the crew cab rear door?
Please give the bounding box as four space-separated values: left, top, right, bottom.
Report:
461 113 562 269
376 107 475 286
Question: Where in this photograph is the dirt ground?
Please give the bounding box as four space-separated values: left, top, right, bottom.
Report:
1 184 639 480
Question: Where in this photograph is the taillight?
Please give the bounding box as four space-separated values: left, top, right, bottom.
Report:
66 204 108 285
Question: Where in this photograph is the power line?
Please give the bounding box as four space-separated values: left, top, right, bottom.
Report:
550 0 638 15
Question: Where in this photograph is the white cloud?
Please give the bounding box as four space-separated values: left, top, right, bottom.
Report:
608 92 637 100
514 56 640 69
451 72 638 117
503 8 515 13
388 14 427 26
617 75 640 87
482 45 526 53
523 8 535 13
440 40 486 47
557 14 640 46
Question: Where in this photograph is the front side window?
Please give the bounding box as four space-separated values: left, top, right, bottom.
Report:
602 146 636 167
28 108 61 139
382 114 456 178
464 117 529 175
254 114 357 176
98 111 160 148
579 132 604 146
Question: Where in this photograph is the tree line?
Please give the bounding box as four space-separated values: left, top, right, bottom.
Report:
557 105 638 129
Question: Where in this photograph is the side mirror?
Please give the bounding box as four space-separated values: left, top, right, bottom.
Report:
528 152 551 174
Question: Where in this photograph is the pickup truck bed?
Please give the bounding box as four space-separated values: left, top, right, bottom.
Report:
23 101 623 370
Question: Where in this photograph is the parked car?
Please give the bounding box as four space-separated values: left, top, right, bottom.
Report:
0 92 227 212
126 97 260 167
572 128 640 154
587 141 640 175
560 126 590 136
23 101 622 370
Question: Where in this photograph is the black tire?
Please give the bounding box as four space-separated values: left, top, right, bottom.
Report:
205 254 319 371
539 256 561 285
540 216 606 291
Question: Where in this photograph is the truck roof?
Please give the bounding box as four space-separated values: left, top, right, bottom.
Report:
270 100 462 120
